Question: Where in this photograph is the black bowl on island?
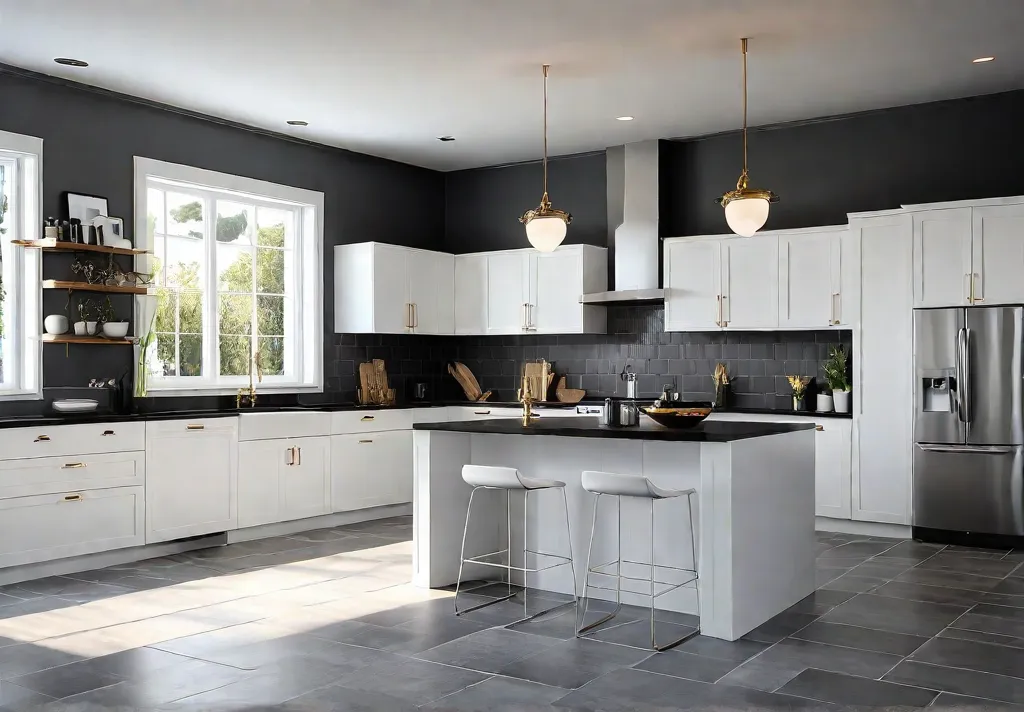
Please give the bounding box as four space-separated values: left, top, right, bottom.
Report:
641 401 714 429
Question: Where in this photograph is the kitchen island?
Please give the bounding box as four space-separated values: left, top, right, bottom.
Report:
411 417 816 641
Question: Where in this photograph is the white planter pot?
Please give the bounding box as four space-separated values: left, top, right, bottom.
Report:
833 389 851 413
73 321 87 336
86 321 98 336
816 393 834 413
43 314 69 335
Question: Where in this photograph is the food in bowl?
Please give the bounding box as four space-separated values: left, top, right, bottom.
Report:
641 401 713 429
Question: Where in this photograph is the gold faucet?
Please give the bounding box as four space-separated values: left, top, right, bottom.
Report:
236 347 263 408
518 373 536 427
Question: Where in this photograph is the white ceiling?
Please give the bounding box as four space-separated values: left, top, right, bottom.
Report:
1 0 1022 171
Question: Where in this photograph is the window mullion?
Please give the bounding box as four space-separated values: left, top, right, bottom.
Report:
205 195 218 383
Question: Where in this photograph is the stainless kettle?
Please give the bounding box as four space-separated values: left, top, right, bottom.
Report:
619 400 639 427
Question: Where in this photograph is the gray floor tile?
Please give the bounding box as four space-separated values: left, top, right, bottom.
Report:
818 541 898 559
946 544 1013 556
0 644 81 679
981 591 1024 608
929 692 1024 709
820 593 969 637
585 618 697 650
896 567 1007 592
633 649 743 682
779 668 937 707
0 597 76 621
917 553 1022 578
911 637 1024 680
885 660 1024 705
670 635 769 664
0 680 55 711
792 620 929 655
848 560 918 579
498 636 651 689
815 567 850 587
424 676 569 710
820 573 888 593
312 615 488 655
335 657 489 705
509 607 585 641
939 626 1024 651
6 663 122 700
76 647 197 679
742 611 818 644
284 683 419 712
718 637 903 692
875 541 945 561
872 580 989 607
994 578 1024 596
783 589 855 616
416 627 557 673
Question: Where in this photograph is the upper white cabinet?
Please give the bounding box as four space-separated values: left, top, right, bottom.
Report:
145 418 238 543
778 227 849 329
455 254 488 335
721 236 779 329
485 245 607 335
912 201 1024 308
665 239 721 331
334 242 454 334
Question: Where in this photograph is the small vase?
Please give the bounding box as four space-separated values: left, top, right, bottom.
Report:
817 393 834 413
86 321 98 336
73 321 87 336
792 395 806 411
833 389 851 413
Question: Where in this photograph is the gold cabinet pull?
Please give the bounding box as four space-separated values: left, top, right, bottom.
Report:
815 425 824 431
965 273 972 303
62 493 83 502
716 295 722 327
294 446 301 466
358 439 373 444
101 430 115 436
61 462 86 469
360 415 374 421
285 446 295 466
186 424 205 430
972 273 984 303
34 434 50 442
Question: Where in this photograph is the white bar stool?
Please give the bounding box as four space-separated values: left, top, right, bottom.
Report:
576 470 699 651
454 464 578 625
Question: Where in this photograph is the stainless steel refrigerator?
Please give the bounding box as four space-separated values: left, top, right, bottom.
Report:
913 306 1024 536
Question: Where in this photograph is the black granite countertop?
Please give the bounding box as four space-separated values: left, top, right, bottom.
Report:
413 418 815 442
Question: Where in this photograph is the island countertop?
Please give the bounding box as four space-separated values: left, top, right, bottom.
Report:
412 417 815 442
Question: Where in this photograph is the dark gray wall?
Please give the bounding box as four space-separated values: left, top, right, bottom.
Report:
661 90 1024 236
443 152 607 253
0 66 445 410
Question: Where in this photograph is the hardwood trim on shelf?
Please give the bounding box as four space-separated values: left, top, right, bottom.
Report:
42 334 133 345
42 280 152 295
13 238 150 256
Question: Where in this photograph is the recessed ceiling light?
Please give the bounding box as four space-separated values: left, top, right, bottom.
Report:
437 136 455 142
286 120 308 126
616 116 634 121
972 56 995 63
54 57 88 67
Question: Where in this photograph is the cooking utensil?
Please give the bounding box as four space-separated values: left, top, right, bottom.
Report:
449 362 489 401
620 364 638 399
555 375 585 404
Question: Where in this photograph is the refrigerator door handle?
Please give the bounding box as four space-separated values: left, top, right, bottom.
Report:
918 444 1016 455
955 327 966 423
963 327 972 424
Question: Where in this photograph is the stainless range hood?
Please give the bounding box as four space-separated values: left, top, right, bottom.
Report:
580 140 664 305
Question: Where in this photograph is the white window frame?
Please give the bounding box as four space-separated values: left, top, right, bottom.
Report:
0 130 42 401
134 157 323 397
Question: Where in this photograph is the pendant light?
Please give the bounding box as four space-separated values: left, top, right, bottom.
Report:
520 64 571 252
716 38 778 237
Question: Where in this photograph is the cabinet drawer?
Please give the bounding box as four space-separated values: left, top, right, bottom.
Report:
0 452 144 500
331 409 413 434
145 417 239 438
0 486 145 569
0 421 145 461
239 412 331 441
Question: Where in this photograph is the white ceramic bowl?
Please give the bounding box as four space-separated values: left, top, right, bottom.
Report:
52 399 99 413
102 322 130 338
43 314 69 335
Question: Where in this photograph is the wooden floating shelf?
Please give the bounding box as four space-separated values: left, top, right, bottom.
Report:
42 280 152 295
14 238 149 256
42 334 133 346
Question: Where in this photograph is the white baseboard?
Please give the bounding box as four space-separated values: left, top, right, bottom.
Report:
0 505 412 587
816 516 912 539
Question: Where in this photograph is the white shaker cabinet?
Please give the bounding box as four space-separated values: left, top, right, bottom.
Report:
408 249 455 335
486 251 530 334
454 254 488 334
815 420 852 520
778 228 847 329
721 236 779 329
664 238 722 331
145 418 239 543
238 436 331 528
971 204 1024 306
530 246 607 334
912 208 972 308
331 429 413 512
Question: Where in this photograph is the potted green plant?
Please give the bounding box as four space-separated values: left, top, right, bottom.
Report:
76 298 100 336
823 345 852 413
787 375 810 411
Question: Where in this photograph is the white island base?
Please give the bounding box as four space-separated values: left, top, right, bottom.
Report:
412 422 815 641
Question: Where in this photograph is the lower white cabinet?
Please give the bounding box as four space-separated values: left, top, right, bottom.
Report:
238 436 331 528
331 430 413 512
814 420 852 520
0 486 145 569
145 418 239 544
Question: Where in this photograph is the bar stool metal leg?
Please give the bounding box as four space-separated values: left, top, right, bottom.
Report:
577 493 623 636
650 492 700 651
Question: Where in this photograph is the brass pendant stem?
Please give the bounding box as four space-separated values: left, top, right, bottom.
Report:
741 38 748 175
542 64 550 198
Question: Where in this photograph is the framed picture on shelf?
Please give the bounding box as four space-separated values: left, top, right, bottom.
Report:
63 191 109 225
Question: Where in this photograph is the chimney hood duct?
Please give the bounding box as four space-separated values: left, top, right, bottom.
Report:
580 140 664 305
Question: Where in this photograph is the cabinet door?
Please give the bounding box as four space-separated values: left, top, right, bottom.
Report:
434 252 455 335
815 422 852 519
146 421 238 543
379 429 414 505
331 433 388 511
912 208 972 308
486 252 530 334
664 240 721 331
855 218 913 524
779 232 839 329
531 249 583 333
407 250 447 335
238 439 284 528
722 236 778 329
972 204 1024 306
281 436 331 521
372 243 411 333
455 255 488 335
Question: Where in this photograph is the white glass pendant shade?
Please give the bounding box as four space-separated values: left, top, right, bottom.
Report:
525 215 568 252
724 196 770 237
